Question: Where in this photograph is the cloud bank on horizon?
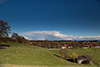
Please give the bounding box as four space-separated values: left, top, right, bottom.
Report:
22 31 100 40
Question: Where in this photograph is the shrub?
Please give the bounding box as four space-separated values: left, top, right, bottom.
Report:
63 49 69 59
83 53 92 60
72 52 78 62
60 49 64 58
60 49 69 59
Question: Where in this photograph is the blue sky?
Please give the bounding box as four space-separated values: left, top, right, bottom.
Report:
0 0 100 40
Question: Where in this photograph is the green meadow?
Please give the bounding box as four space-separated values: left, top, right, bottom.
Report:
0 42 100 67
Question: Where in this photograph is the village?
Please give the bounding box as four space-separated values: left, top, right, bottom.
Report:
30 40 100 49
61 41 100 49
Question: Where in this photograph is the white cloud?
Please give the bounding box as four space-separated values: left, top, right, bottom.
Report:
22 31 100 40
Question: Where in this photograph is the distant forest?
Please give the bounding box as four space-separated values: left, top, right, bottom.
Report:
30 40 100 49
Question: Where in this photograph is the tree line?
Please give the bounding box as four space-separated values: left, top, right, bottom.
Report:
30 40 83 49
0 20 29 44
30 40 100 49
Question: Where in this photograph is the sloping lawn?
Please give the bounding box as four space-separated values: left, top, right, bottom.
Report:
0 42 99 67
0 42 78 66
49 48 100 66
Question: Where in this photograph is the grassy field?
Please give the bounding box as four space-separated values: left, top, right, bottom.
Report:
0 42 100 67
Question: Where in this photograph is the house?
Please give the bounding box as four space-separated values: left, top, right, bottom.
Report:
61 45 68 49
94 44 100 48
82 44 94 48
91 42 100 48
68 45 73 48
90 45 94 48
61 45 73 49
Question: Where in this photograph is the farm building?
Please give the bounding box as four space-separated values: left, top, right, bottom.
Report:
82 44 94 48
62 45 73 49
94 44 100 48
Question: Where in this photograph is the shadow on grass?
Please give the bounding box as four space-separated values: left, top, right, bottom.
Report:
0 44 10 49
66 58 74 62
53 54 61 58
53 54 74 63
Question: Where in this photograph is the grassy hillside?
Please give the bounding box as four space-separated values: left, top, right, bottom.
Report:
0 42 100 67
0 42 78 66
49 48 100 66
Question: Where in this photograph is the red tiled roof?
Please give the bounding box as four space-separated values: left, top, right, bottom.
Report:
83 45 94 47
90 45 94 47
62 45 68 47
84 45 90 47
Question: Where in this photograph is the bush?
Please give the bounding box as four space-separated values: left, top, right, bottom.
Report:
72 52 78 62
63 49 69 59
83 53 92 60
60 49 64 58
60 49 69 59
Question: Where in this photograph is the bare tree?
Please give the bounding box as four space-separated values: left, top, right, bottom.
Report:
0 20 11 37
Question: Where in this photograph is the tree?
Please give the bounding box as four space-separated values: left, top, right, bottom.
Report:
17 36 26 43
0 20 11 37
84 53 92 60
11 32 19 39
11 32 19 42
60 49 64 58
11 32 29 44
72 52 78 62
